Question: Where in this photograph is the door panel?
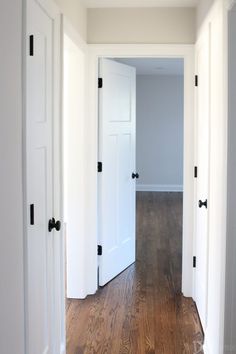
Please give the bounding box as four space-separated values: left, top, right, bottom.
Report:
195 29 210 330
98 59 136 287
26 1 59 353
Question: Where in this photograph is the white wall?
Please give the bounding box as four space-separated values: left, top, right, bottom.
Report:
0 1 25 354
224 6 236 354
63 33 89 299
87 8 196 44
136 75 184 192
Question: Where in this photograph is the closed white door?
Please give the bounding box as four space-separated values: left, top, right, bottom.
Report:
98 59 136 286
195 29 210 330
26 0 63 353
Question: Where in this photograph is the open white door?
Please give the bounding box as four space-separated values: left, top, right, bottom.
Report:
195 29 210 331
98 59 136 286
26 0 64 353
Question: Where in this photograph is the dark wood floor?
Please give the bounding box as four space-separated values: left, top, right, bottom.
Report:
66 192 204 354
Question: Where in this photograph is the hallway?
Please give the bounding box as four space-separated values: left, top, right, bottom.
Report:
66 192 203 354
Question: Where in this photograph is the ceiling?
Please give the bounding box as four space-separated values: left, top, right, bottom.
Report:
82 0 198 8
114 58 184 76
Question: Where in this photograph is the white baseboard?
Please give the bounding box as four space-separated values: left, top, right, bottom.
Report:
136 184 183 192
203 340 210 354
60 343 66 354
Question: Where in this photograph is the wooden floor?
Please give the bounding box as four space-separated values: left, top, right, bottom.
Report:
66 192 204 354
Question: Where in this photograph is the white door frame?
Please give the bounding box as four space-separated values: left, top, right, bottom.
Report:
87 44 195 297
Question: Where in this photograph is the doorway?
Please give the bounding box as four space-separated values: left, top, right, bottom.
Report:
97 57 184 288
83 45 195 299
66 55 204 353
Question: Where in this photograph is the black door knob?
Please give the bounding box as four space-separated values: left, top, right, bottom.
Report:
132 173 139 179
48 218 61 232
199 199 207 209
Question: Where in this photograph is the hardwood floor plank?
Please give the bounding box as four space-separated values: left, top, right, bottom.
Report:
66 192 204 354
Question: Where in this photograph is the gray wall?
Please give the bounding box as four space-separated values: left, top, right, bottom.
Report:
197 0 215 32
0 1 25 353
224 7 236 354
55 0 87 41
136 75 184 192
87 8 196 44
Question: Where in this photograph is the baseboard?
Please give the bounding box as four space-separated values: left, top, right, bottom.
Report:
203 335 211 354
136 184 183 192
203 341 210 354
60 343 66 354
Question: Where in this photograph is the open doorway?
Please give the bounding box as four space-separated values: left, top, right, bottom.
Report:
97 57 184 288
66 56 203 353
117 57 184 307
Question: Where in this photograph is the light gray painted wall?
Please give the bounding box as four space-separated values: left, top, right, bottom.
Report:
87 8 196 44
55 0 87 41
224 8 236 354
197 0 215 31
0 1 25 354
136 75 184 191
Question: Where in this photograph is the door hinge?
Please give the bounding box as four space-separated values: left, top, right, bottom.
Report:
195 75 198 87
98 245 102 256
98 78 103 88
98 161 102 172
30 204 35 225
193 256 196 268
194 166 198 178
29 35 34 56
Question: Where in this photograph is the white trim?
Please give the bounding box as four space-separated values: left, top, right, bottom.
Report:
203 337 211 354
136 184 183 192
87 43 195 298
63 24 91 299
60 343 66 354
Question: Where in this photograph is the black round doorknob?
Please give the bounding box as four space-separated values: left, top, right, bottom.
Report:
132 173 139 179
48 218 61 232
199 199 208 209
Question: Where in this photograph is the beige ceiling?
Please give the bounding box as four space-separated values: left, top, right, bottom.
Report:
82 0 198 8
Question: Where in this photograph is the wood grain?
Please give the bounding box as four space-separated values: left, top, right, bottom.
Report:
66 192 204 354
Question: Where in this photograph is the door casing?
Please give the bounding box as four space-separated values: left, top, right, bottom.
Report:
87 44 195 298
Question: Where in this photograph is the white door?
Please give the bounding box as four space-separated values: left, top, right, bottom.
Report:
26 1 63 353
98 59 136 286
195 30 210 330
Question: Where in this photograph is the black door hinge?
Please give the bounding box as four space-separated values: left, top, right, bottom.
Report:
98 245 102 256
29 35 34 56
98 78 103 88
193 256 196 268
195 75 198 87
194 166 198 178
30 204 35 225
98 161 102 172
